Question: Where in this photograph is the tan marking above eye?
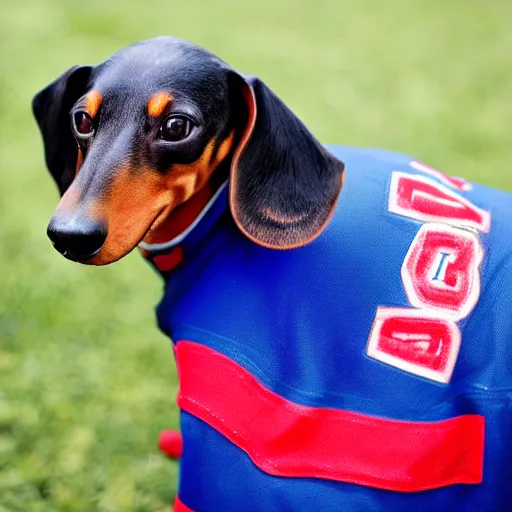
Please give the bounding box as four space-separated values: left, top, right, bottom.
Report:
147 92 174 118
85 90 103 118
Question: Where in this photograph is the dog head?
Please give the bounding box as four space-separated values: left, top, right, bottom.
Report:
33 36 344 265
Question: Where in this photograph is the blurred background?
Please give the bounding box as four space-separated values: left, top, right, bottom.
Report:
0 0 511 510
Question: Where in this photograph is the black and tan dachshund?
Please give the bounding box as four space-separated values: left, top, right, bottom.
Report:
33 37 512 511
33 36 343 265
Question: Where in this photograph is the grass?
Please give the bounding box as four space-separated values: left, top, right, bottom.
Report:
1 0 511 510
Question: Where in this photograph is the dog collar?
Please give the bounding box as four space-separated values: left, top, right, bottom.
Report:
138 181 229 253
139 181 229 276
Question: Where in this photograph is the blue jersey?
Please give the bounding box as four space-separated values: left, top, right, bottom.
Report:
149 146 512 511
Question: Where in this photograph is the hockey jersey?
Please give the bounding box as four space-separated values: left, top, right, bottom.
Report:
147 145 512 511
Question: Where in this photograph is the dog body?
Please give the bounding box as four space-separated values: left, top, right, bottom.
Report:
32 37 512 511
154 145 512 511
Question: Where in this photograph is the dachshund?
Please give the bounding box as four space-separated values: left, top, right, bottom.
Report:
33 36 512 512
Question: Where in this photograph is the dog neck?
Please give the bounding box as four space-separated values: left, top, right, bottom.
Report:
138 165 229 256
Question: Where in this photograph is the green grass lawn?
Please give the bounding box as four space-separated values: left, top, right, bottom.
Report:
1 0 511 510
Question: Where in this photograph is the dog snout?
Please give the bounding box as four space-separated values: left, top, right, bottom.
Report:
47 215 107 261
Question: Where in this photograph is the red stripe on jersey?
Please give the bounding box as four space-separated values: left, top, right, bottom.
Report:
174 495 194 512
176 341 484 492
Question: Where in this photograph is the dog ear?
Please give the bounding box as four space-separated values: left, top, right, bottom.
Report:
32 65 93 195
228 73 345 249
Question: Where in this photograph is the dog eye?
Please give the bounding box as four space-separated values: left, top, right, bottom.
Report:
160 115 193 142
72 111 95 138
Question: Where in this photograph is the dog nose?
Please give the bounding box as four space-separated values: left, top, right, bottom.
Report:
47 216 107 261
